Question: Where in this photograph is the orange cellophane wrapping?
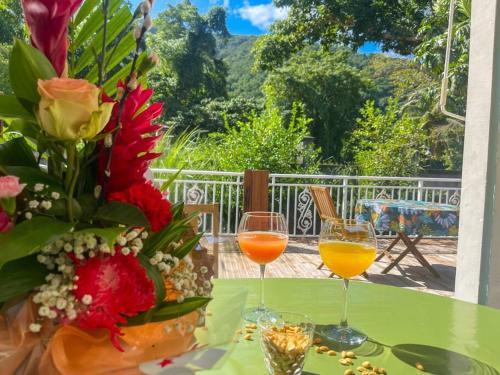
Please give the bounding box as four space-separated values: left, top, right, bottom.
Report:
0 297 198 375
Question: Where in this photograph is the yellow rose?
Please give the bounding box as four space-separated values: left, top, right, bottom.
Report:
37 78 114 141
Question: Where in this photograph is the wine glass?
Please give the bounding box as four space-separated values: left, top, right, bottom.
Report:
237 212 289 322
319 218 377 346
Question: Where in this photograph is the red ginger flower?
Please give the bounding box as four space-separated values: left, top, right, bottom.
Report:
73 253 156 351
99 84 163 194
22 0 83 76
108 181 173 232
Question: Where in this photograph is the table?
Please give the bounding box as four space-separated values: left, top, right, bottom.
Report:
200 279 499 375
355 199 460 277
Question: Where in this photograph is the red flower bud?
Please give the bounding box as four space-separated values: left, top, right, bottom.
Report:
22 0 83 76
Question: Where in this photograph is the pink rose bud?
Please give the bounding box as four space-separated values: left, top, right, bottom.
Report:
0 176 26 198
0 210 13 233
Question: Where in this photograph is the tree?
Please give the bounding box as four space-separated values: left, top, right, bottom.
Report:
415 0 470 116
263 48 369 160
217 35 266 100
0 44 12 94
165 96 261 133
253 0 432 70
174 103 321 174
0 0 24 44
148 0 230 124
345 99 429 176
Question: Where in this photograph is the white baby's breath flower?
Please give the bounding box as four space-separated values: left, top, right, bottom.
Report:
25 212 33 220
121 247 131 256
63 243 73 252
51 192 60 200
40 201 52 210
56 298 67 310
28 200 40 208
34 183 44 192
116 236 127 246
29 323 42 333
38 306 50 317
82 294 93 305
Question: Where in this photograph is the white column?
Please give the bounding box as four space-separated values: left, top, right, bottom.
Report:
455 0 500 307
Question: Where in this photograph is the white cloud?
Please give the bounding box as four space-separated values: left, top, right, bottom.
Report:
209 0 229 7
237 2 289 30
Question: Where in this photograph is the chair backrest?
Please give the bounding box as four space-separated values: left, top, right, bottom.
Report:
183 203 220 236
309 186 339 220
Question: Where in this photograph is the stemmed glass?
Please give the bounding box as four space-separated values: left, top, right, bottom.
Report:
319 218 377 346
237 212 289 322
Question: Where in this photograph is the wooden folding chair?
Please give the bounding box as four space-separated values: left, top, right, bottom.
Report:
184 203 220 278
309 186 369 279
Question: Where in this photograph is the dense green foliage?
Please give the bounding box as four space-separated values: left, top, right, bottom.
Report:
158 103 321 174
264 48 369 160
0 0 24 44
217 35 266 100
148 0 229 123
253 0 432 70
346 99 428 176
0 44 11 94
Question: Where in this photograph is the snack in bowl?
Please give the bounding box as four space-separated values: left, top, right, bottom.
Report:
258 312 315 375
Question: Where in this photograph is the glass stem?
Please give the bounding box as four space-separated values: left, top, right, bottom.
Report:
339 278 350 330
259 264 266 310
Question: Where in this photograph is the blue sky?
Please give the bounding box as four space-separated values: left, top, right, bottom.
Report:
133 0 383 53
133 0 297 35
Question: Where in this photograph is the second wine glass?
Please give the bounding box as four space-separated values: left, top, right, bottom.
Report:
237 212 288 322
319 218 377 346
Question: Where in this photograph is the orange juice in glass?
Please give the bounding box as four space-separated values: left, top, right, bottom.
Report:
319 219 377 346
237 212 288 322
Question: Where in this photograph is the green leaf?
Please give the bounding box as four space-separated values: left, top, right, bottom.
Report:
127 297 211 326
85 32 136 83
172 233 204 259
0 138 37 167
7 119 40 140
0 254 48 303
73 0 100 27
0 95 36 121
138 253 165 306
149 297 211 323
172 202 185 219
94 201 150 228
0 217 72 270
160 169 183 192
3 166 66 195
73 0 122 47
9 39 56 103
73 227 125 249
75 6 133 74
103 52 147 95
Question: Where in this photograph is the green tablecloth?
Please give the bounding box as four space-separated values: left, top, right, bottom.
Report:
202 279 499 375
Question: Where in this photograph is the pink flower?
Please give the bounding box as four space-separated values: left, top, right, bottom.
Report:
0 210 13 233
0 176 26 198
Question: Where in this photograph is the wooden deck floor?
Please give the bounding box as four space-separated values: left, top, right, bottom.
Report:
209 237 457 297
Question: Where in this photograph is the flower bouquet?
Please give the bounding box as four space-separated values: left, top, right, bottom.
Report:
0 0 212 373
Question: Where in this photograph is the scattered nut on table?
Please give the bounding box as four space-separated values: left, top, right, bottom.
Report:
244 334 253 340
344 370 355 375
362 361 372 369
327 350 336 356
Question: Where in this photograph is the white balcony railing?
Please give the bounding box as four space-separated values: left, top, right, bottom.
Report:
152 168 461 238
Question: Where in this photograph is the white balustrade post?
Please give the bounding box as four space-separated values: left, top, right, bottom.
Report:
341 178 349 219
417 180 424 201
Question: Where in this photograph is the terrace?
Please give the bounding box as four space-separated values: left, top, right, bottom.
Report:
154 168 460 297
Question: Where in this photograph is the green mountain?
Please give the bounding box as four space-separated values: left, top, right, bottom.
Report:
217 35 266 100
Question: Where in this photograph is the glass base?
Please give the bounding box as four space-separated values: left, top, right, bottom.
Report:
320 325 367 346
243 306 278 323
